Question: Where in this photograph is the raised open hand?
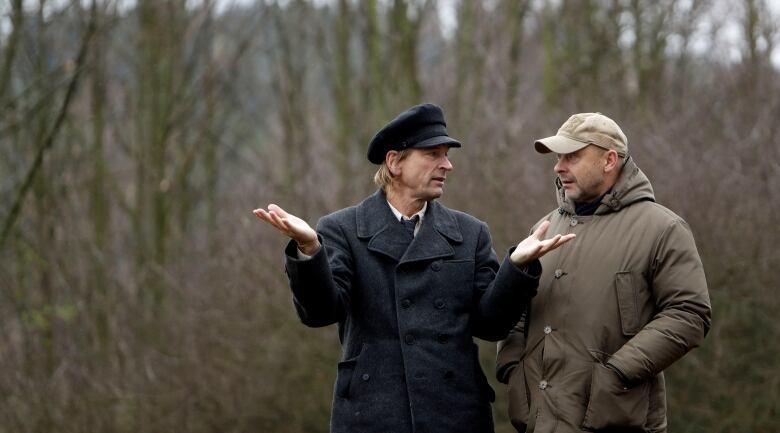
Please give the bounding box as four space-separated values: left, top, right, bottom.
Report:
510 220 576 266
253 204 320 255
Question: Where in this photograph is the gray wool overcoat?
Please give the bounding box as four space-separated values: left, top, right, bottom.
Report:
284 190 541 433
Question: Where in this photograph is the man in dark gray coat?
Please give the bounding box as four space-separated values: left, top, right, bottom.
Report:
253 103 574 433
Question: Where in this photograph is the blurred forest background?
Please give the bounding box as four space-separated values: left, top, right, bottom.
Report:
1 0 778 432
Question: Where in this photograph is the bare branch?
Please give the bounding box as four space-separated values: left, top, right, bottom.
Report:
0 3 98 247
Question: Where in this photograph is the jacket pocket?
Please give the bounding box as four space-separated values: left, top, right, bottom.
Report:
335 344 367 399
441 259 475 286
581 362 649 431
614 272 641 336
506 361 530 432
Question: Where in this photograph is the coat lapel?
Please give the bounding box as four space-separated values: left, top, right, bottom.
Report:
356 190 463 264
399 200 461 265
357 190 411 262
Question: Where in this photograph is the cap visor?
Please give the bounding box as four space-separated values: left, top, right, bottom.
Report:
534 135 588 154
413 135 461 149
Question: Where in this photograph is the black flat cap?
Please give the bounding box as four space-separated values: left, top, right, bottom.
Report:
367 103 461 164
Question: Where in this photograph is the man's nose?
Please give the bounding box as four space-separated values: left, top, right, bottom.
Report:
441 156 453 171
554 158 565 173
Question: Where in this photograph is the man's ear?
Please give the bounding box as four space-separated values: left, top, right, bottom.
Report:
604 150 620 172
386 150 401 176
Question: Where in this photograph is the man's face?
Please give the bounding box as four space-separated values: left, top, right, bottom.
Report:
554 145 610 203
395 145 453 201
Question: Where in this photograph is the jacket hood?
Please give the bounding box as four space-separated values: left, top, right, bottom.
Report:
555 156 655 215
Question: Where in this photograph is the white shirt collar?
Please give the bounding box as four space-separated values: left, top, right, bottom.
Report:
387 201 427 222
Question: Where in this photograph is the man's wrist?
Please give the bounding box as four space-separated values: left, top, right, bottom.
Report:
508 247 529 268
297 239 321 256
605 362 630 387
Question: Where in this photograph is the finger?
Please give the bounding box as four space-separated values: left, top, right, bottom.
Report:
269 204 304 233
531 220 551 240
558 233 576 244
268 203 290 219
539 234 562 253
268 210 291 233
548 233 576 251
254 209 286 232
253 208 275 224
254 210 292 236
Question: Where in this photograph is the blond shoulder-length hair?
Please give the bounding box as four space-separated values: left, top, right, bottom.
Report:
373 149 411 188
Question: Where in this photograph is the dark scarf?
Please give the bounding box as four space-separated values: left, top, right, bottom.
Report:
574 188 613 216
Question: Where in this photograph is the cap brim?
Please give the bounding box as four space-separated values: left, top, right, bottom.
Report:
534 135 588 154
413 135 462 149
367 135 462 164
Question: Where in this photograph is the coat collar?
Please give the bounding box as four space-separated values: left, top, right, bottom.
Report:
356 190 462 263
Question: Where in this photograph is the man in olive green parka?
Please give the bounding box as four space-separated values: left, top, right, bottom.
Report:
497 113 712 433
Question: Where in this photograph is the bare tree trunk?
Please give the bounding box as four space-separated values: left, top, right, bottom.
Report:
0 0 24 105
502 0 530 117
361 0 386 122
631 0 674 105
272 1 313 217
201 3 220 243
389 0 422 104
453 1 485 124
332 0 356 200
133 0 188 305
86 1 112 352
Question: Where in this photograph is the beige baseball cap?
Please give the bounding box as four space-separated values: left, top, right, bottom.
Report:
534 112 628 156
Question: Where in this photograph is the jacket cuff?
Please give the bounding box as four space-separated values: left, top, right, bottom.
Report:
492 251 541 301
284 235 327 276
605 358 637 387
496 362 518 384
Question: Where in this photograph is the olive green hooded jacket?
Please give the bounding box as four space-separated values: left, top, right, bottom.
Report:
497 157 712 433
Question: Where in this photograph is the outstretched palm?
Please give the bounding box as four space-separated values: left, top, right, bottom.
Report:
510 220 575 266
253 204 320 255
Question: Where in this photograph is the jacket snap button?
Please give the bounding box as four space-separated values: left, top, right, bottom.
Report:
431 261 441 271
361 373 370 381
434 298 446 309
539 380 548 390
570 218 578 227
405 334 415 345
554 269 563 279
401 299 411 309
543 325 552 334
